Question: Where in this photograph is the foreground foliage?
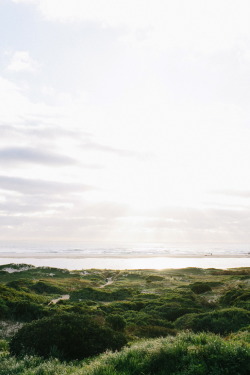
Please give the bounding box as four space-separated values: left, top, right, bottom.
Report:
1 332 250 375
10 313 127 360
175 307 250 334
0 264 250 372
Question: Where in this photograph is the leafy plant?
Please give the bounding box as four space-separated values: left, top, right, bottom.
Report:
10 312 127 360
190 282 212 294
175 307 250 334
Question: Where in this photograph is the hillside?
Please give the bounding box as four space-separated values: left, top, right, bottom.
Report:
0 264 249 374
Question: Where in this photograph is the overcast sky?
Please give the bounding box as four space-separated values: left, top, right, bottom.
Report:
1 0 250 244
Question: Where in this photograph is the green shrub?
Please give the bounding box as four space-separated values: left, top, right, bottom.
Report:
228 330 250 343
3 332 250 375
70 287 134 302
211 269 250 275
101 301 142 313
132 325 177 339
220 289 250 310
241 325 250 332
205 281 223 287
0 340 8 352
82 332 250 375
6 279 33 292
146 275 164 282
106 314 126 331
175 307 250 335
0 283 46 304
124 311 174 329
0 299 8 318
0 320 24 340
10 313 127 361
0 354 79 375
190 282 212 294
7 300 46 322
159 290 201 310
152 304 202 321
31 281 64 295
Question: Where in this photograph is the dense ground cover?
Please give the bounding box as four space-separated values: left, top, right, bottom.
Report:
0 264 249 373
1 332 250 375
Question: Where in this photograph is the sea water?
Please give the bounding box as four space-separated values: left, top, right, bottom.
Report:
0 241 249 269
0 240 249 257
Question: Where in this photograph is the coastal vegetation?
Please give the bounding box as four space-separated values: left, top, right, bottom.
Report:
0 264 249 374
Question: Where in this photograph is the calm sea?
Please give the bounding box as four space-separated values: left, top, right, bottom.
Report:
0 241 250 256
0 241 249 269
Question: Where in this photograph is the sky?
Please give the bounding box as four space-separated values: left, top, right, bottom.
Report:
1 0 250 244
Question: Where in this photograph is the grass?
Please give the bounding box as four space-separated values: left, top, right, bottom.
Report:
1 332 249 375
0 265 249 372
0 354 80 375
78 332 250 375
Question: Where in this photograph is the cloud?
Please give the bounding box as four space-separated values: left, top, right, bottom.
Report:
81 141 141 158
0 175 93 195
0 147 76 165
213 190 250 198
11 0 250 55
0 76 61 127
0 197 131 241
128 206 250 243
4 2 250 244
0 191 250 242
0 121 139 165
0 73 139 161
7 51 40 73
0 197 128 218
68 201 130 219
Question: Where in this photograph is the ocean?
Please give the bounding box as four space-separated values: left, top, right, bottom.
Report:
0 241 249 270
0 241 250 257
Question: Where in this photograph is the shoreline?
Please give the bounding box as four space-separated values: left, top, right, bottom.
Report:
0 253 249 259
0 253 249 270
0 254 249 271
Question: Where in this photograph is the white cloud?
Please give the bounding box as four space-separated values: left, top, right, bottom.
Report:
7 51 40 72
0 147 77 166
11 0 250 55
3 1 250 243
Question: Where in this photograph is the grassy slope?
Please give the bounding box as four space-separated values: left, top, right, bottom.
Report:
0 332 249 375
0 264 249 374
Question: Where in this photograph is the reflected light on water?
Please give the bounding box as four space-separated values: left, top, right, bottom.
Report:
0 257 249 270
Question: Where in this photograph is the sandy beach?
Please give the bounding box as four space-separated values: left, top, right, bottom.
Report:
0 253 249 270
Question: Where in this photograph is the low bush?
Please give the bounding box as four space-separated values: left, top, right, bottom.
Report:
0 299 8 318
106 314 126 331
0 320 24 340
3 332 250 375
228 330 250 343
6 279 33 292
220 289 250 310
0 354 79 375
190 282 212 294
152 303 202 321
82 332 250 375
10 313 127 361
132 325 177 338
123 311 174 329
175 307 250 335
70 287 134 302
31 281 64 295
146 275 164 282
7 300 46 322
0 340 8 352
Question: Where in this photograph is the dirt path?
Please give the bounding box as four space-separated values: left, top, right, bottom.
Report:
49 294 70 305
99 277 113 288
48 278 114 304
